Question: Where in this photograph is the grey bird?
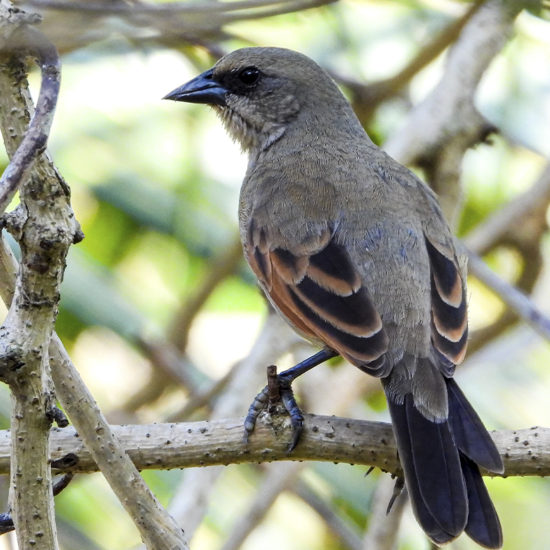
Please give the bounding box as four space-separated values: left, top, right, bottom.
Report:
165 47 504 548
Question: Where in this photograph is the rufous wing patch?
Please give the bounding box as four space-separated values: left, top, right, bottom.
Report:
245 220 389 375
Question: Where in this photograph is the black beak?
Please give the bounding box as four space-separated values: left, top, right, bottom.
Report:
163 68 227 106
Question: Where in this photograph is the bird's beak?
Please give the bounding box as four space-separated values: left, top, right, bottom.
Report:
163 68 227 106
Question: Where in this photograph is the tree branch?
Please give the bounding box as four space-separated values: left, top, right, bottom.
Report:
0 5 73 547
0 25 61 213
466 249 550 341
49 334 190 550
465 161 550 255
0 416 544 477
169 235 243 351
384 0 522 227
19 0 336 53
361 475 407 550
338 0 484 124
165 314 302 540
0 4 189 547
0 225 191 549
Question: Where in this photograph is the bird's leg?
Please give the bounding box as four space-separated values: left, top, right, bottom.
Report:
244 348 338 451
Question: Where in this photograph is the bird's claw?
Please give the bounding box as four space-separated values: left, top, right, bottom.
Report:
243 366 304 452
243 385 269 443
279 378 303 451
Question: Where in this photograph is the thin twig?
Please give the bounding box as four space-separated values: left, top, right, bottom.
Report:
169 236 244 351
20 0 335 54
467 250 550 341
465 162 550 255
0 25 61 213
219 462 305 550
167 366 234 422
337 0 485 123
123 237 243 413
24 0 331 15
362 475 407 550
293 481 363 550
468 229 545 353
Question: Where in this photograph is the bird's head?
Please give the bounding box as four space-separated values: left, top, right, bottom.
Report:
164 47 356 152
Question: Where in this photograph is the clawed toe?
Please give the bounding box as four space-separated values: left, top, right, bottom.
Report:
243 365 304 451
243 350 337 450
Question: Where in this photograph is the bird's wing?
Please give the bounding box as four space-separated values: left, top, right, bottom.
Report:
408 176 469 367
424 234 468 367
245 219 389 376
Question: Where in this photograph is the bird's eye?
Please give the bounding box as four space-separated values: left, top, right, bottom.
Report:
238 67 260 86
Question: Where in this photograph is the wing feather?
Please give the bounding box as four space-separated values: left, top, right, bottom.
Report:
425 236 468 365
246 221 389 374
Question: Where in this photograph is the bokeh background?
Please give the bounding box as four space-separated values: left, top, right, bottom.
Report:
1 1 550 549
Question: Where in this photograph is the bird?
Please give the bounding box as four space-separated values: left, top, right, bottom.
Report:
164 47 504 548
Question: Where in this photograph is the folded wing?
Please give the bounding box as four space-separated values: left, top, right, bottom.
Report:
246 221 389 376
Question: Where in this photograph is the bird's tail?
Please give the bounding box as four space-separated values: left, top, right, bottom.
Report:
385 377 503 548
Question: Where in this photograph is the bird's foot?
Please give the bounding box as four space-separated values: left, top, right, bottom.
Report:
243 364 304 452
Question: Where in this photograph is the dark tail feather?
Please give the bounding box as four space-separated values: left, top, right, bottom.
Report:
402 468 457 545
447 378 504 474
461 455 503 548
386 394 468 541
385 380 503 547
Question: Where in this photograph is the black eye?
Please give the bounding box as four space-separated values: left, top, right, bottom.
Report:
238 66 260 86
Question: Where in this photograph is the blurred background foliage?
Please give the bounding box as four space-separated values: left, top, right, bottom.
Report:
1 0 550 549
